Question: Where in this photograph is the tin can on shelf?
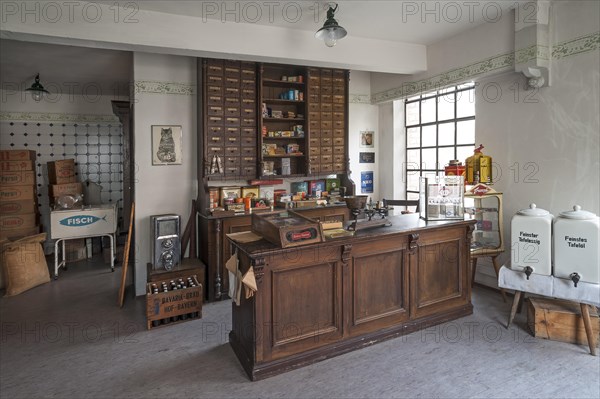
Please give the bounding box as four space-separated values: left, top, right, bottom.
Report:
466 145 492 184
445 160 465 177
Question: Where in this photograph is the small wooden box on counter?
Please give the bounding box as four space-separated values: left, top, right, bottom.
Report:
527 297 599 345
251 210 323 248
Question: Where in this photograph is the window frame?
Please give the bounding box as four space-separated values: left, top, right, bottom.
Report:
404 84 476 199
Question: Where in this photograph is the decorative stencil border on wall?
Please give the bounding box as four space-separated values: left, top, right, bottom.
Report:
0 120 124 241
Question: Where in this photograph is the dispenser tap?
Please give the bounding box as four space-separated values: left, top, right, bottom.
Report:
523 266 533 280
570 272 581 288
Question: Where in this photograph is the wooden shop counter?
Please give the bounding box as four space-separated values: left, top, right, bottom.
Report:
199 204 350 301
228 213 476 380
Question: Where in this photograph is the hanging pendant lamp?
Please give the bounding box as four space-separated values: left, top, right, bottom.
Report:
25 73 50 101
315 4 347 47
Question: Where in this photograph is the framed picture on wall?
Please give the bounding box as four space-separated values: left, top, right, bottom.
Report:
151 125 182 165
359 131 374 148
359 152 375 163
361 171 374 194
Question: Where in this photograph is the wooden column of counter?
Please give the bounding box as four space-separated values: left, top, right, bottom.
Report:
229 214 475 380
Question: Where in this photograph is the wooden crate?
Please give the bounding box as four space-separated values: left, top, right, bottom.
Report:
527 297 600 345
146 275 203 330
147 258 206 294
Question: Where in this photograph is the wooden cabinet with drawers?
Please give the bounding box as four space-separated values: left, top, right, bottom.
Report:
201 59 258 181
200 59 348 185
307 68 349 174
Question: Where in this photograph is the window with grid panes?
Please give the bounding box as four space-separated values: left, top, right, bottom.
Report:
404 83 476 200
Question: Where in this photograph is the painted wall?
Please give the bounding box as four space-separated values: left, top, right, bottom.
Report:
371 1 600 287
476 50 599 281
348 70 379 200
132 52 197 295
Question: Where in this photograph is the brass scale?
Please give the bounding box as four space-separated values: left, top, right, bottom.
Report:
343 196 392 231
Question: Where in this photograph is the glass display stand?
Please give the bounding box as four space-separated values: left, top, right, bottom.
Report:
464 184 506 302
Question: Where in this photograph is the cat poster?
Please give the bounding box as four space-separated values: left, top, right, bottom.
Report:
151 125 183 165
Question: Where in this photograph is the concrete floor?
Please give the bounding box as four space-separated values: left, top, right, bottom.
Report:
1 256 599 399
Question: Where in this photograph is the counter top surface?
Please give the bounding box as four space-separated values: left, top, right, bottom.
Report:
229 213 475 256
199 203 348 220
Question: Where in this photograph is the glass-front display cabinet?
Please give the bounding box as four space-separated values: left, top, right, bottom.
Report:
464 184 504 255
464 184 506 300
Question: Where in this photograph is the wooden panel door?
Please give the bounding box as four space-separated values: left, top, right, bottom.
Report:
262 249 343 360
346 239 410 337
410 227 469 319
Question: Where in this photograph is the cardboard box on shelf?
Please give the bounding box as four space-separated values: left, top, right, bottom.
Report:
0 170 36 186
326 178 341 193
307 180 326 195
0 226 39 241
0 213 37 231
0 150 36 161
47 159 76 184
0 200 37 215
0 160 34 172
290 181 308 196
49 182 82 198
0 185 36 202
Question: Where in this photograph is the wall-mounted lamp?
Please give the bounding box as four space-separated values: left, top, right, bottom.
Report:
25 73 50 101
522 67 546 89
315 4 347 47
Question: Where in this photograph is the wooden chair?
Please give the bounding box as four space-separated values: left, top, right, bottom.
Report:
382 199 420 213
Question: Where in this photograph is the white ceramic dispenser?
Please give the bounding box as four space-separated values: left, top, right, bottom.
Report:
553 205 600 286
510 203 553 278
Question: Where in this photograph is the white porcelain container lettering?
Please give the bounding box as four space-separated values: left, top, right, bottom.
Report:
553 205 600 285
510 203 553 276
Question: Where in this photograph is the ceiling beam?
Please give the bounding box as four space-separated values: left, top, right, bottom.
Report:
0 1 427 75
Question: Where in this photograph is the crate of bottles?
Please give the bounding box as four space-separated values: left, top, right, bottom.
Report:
146 275 203 330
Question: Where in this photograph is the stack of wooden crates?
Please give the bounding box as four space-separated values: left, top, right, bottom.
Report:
47 159 86 262
0 150 40 241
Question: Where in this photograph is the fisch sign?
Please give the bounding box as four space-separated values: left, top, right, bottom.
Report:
59 215 108 227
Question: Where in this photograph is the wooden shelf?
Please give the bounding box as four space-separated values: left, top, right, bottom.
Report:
260 173 306 178
263 136 305 140
262 154 305 158
263 79 305 87
264 99 305 105
263 117 304 122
